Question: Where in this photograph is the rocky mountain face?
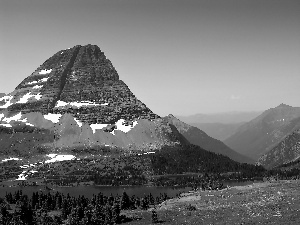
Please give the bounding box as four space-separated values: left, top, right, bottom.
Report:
0 44 267 183
257 129 300 169
0 44 185 157
2 44 157 123
224 104 300 161
164 115 253 164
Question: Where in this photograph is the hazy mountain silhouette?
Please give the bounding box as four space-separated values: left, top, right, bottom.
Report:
224 104 300 161
189 122 244 141
177 111 262 124
164 114 254 164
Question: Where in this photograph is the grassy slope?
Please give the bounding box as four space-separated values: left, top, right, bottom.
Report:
124 180 300 225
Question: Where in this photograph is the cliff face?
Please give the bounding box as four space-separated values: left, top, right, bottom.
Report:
0 45 182 156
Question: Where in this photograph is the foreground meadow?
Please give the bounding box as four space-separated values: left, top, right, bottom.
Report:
124 180 300 225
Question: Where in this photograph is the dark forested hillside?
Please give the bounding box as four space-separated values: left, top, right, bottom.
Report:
149 144 264 176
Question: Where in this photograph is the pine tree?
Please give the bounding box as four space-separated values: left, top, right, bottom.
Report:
104 204 112 224
151 210 158 224
0 204 10 225
149 193 155 205
91 204 104 225
61 199 69 219
120 192 130 210
55 195 62 210
135 197 141 209
140 197 149 210
67 207 80 225
111 202 120 224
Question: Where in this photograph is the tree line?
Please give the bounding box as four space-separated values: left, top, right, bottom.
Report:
0 190 170 225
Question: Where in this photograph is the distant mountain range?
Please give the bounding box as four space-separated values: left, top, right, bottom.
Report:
177 111 262 124
0 44 261 182
188 122 244 141
224 104 300 162
177 112 261 141
165 115 253 164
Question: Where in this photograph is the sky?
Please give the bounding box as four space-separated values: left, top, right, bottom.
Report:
0 0 299 116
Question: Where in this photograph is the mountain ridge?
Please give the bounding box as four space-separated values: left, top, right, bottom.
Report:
176 111 262 124
224 104 300 161
164 114 254 164
257 129 300 169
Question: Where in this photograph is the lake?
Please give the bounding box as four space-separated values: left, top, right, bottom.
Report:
0 180 259 199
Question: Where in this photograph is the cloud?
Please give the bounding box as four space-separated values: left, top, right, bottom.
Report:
230 95 241 100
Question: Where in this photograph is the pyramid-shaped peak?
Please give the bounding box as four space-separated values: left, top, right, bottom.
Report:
1 45 159 125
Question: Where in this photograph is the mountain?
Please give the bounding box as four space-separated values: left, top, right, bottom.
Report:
0 44 185 157
177 111 262 124
224 104 300 161
164 115 254 163
189 122 244 141
257 129 300 169
0 44 265 183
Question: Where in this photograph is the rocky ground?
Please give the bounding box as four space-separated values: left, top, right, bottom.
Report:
123 179 300 224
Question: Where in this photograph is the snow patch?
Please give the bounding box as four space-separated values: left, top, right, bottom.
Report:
39 69 52 74
32 85 43 89
44 113 62 123
90 123 109 134
45 154 76 163
15 163 39 180
18 93 33 103
74 118 83 127
1 113 34 126
27 80 38 85
0 95 13 109
115 119 138 133
16 171 28 180
1 158 21 162
55 100 101 108
143 151 155 155
90 119 138 135
2 112 22 123
34 93 42 100
17 92 42 103
101 103 109 106
55 100 68 107
20 165 29 169
0 124 12 127
27 77 49 85
71 101 100 107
